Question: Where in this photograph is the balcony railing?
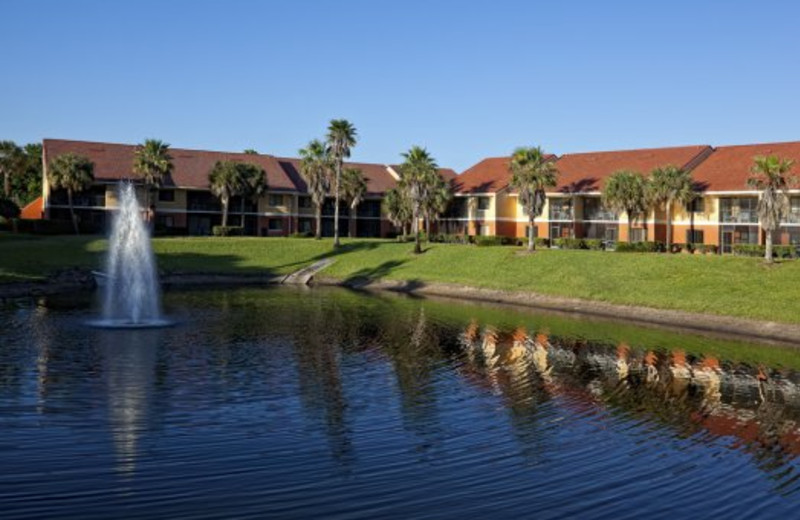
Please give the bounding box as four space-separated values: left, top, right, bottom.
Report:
784 211 800 224
584 211 618 221
721 210 758 224
549 210 573 221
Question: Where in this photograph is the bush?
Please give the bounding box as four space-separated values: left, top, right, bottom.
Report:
773 245 797 259
670 243 687 254
14 219 97 235
475 235 513 247
153 226 189 237
0 198 20 220
434 233 468 244
212 225 243 237
733 244 765 257
289 231 313 238
584 239 604 250
553 237 586 250
693 244 718 255
616 241 665 253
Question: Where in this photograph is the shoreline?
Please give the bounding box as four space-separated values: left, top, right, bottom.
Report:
3 269 800 346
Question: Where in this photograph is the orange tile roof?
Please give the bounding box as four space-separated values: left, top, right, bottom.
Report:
43 139 297 191
691 141 800 192
553 145 712 193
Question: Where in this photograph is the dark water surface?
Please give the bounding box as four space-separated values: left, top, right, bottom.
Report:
2 287 800 519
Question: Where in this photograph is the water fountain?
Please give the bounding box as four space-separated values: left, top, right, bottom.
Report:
89 182 170 328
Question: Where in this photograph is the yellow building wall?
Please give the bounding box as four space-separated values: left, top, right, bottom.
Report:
259 192 292 215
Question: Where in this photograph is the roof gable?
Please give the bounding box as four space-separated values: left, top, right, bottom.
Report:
691 141 800 192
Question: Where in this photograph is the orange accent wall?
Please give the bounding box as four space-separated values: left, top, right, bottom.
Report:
20 196 43 219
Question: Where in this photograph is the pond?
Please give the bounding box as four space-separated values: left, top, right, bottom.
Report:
2 286 800 519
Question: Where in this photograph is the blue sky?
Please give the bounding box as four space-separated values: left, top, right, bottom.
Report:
2 0 799 171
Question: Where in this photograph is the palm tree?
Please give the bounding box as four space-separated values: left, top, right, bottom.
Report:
748 155 797 263
243 149 259 155
299 139 331 239
422 174 452 239
341 167 367 237
603 170 649 243
47 153 95 234
208 160 245 227
237 163 267 231
133 139 173 210
385 187 412 238
0 140 24 198
326 119 357 247
509 146 558 252
398 146 439 254
649 165 695 251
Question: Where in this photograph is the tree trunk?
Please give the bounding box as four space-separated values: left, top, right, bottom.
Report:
425 217 431 241
315 205 322 239
349 206 356 238
222 197 229 227
413 206 421 254
3 169 9 198
627 213 632 243
528 218 535 252
333 162 341 247
403 223 409 239
666 201 673 252
68 189 79 235
765 228 774 263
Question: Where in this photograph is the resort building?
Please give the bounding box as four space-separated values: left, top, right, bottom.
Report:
35 137 800 249
40 139 456 238
447 141 800 249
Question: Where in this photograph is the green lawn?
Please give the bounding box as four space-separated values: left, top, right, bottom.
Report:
2 234 800 324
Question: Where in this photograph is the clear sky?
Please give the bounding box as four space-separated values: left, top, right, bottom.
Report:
2 0 799 171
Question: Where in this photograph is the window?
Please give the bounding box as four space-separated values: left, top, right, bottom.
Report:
298 218 313 233
789 229 800 245
159 190 175 202
269 194 283 207
524 225 538 238
686 198 704 213
549 198 573 221
629 228 647 243
477 197 490 210
298 196 312 209
268 219 284 231
686 230 704 244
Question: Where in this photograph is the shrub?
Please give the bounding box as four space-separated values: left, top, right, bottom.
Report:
15 219 96 235
733 244 765 257
694 244 718 255
212 225 243 237
670 243 687 254
584 239 604 250
616 241 665 253
553 237 586 250
772 245 797 259
475 235 513 247
288 231 313 238
535 237 550 248
0 198 20 220
436 233 468 244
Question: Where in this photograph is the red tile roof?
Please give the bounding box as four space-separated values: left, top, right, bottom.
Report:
454 156 555 194
279 158 398 197
43 139 297 191
552 145 712 193
691 141 800 192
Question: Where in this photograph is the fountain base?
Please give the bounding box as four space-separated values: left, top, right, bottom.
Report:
86 318 174 329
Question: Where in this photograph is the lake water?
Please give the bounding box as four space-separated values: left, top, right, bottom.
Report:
2 286 800 519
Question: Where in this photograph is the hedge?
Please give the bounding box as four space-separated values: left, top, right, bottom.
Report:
212 225 244 237
615 241 665 253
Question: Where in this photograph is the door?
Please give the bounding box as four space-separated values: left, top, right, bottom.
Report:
722 230 733 254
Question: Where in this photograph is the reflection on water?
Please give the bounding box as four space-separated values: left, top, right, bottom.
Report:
2 287 800 518
98 329 160 477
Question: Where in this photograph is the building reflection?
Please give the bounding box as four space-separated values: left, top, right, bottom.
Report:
454 319 800 490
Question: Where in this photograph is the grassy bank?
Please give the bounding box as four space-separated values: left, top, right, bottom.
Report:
2 234 800 324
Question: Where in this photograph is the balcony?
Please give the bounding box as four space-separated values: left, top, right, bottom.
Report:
584 210 617 221
784 210 800 224
721 210 758 224
549 209 573 221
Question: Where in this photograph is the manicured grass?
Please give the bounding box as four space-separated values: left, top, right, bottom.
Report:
2 234 800 324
